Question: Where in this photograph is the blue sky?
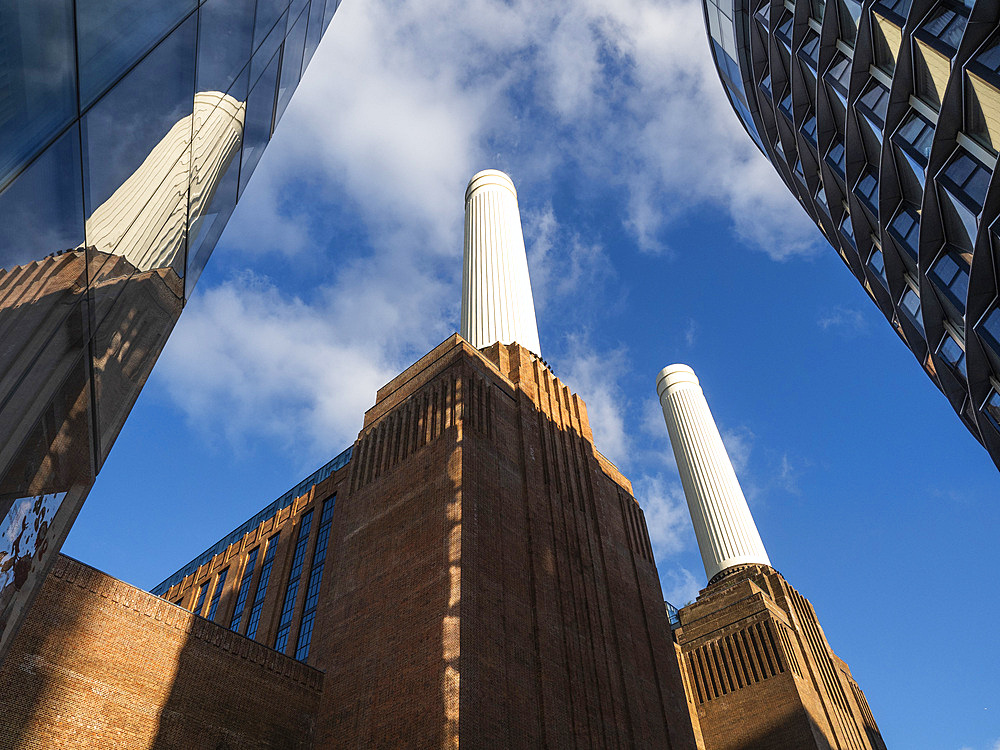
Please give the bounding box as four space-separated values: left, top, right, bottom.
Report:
63 0 998 747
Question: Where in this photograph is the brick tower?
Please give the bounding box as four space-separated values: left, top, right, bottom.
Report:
658 364 885 750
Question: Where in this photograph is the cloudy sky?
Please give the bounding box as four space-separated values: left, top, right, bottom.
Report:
65 0 999 747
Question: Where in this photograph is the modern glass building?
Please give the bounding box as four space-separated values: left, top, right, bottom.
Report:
0 0 341 659
703 0 1000 469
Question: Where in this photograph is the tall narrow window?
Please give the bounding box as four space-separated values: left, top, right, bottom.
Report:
246 533 280 641
193 581 209 616
274 510 314 654
230 546 260 632
205 568 229 622
295 496 336 660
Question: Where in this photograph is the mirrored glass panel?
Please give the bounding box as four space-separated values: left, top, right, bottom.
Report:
275 9 309 125
239 53 281 195
77 0 197 109
0 0 77 188
196 0 256 98
0 126 84 271
303 0 328 68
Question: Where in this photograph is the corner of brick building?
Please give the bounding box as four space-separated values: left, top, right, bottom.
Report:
312 336 700 748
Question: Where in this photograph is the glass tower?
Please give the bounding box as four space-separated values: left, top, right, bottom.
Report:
0 0 341 659
704 0 1000 469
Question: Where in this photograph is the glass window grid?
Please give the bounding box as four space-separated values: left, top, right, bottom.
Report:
938 147 992 215
873 0 912 23
246 532 280 641
868 246 887 281
274 509 315 653
825 53 852 98
775 11 794 52
206 567 229 621
152 446 351 595
230 546 260 632
917 1 969 55
194 581 209 615
840 212 857 247
968 32 1000 85
888 204 920 260
937 330 967 378
928 245 971 314
899 286 924 332
837 0 862 47
975 304 1000 361
892 110 934 170
854 167 880 214
779 90 795 122
754 5 770 32
294 496 336 660
980 387 1000 434
801 112 818 144
759 72 774 100
799 32 821 70
826 138 847 176
857 79 890 127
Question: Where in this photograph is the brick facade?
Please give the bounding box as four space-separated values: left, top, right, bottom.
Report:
0 555 322 750
675 565 884 750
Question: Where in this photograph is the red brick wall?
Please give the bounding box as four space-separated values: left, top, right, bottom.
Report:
0 555 322 750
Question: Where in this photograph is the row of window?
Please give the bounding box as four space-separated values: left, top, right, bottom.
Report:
171 493 336 661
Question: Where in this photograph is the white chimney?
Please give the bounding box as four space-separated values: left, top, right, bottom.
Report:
656 364 770 583
461 169 542 358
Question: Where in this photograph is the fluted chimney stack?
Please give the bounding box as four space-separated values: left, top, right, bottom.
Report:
656 364 770 583
461 169 542 358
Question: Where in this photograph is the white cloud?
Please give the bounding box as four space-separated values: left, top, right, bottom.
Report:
660 566 702 607
818 304 870 334
556 335 631 466
633 473 693 556
721 426 754 475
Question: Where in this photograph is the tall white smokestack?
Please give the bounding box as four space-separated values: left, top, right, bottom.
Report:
656 364 770 583
461 169 542 358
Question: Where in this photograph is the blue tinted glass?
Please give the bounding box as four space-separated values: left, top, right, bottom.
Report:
251 9 288 87
239 52 280 195
77 0 197 109
324 0 338 30
0 125 84 270
82 15 197 215
186 83 247 297
254 0 290 50
196 0 256 97
0 0 77 188
289 0 309 26
276 9 309 125
303 0 327 67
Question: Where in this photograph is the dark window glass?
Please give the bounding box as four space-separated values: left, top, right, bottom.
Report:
840 213 857 247
875 0 912 20
971 33 1000 77
294 496 336 660
893 110 934 167
937 332 967 378
825 53 852 98
82 15 197 216
754 4 770 31
275 7 309 126
230 546 260 632
793 157 807 185
826 137 847 176
809 0 826 22
323 0 338 30
239 51 281 195
838 0 862 46
975 305 1000 356
889 204 920 259
802 113 818 144
194 581 210 615
77 0 197 109
254 0 290 51
246 532 280 640
251 8 289 87
855 167 879 213
981 388 1000 433
858 80 890 126
759 72 773 100
899 286 924 332
303 0 328 68
868 247 887 281
775 10 794 50
779 90 794 121
206 568 229 621
799 32 821 69
196 0 256 97
0 0 77 187
940 148 991 213
0 125 84 270
920 2 968 53
929 246 970 314
274 509 314 654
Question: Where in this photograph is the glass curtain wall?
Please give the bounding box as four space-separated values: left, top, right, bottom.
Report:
0 0 341 662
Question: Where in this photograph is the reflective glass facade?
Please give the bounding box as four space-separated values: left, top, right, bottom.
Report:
0 0 341 660
703 0 1000 470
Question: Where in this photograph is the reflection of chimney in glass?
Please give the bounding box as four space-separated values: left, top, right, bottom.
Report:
84 92 246 275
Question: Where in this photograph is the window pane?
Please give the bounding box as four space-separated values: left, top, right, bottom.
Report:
77 0 197 108
239 51 280 195
0 0 77 187
303 0 328 67
0 126 84 270
275 7 309 125
196 0 256 98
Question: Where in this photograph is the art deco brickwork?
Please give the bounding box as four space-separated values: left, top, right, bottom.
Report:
676 565 884 750
0 555 323 750
703 0 1000 468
